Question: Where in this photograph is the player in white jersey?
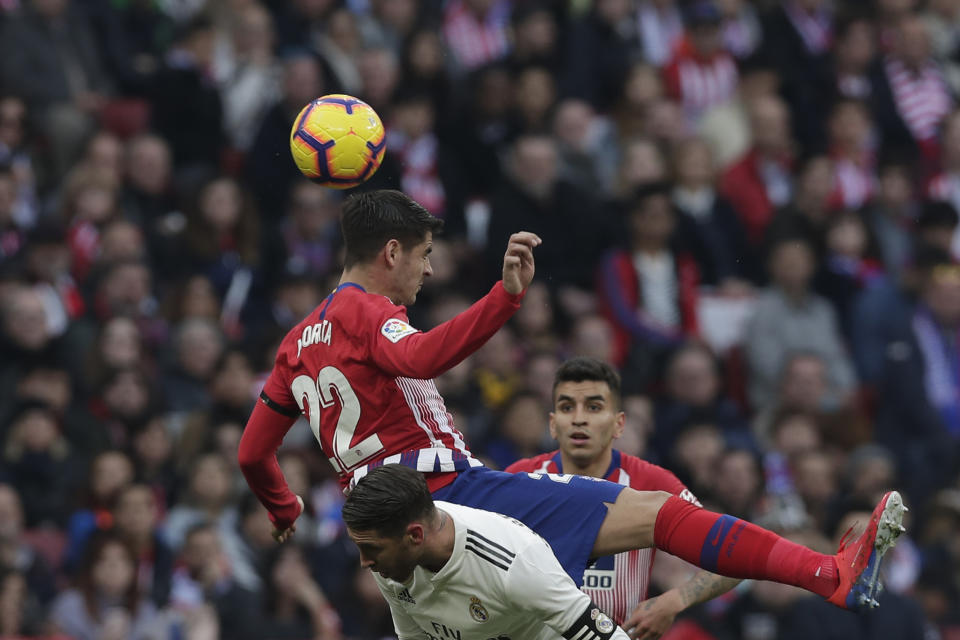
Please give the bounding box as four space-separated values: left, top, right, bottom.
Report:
342 464 631 640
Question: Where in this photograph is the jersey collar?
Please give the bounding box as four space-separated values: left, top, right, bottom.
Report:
318 282 366 321
550 450 621 480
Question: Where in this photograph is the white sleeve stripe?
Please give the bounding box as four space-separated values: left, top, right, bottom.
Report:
573 626 597 640
466 529 516 558
465 536 514 565
464 545 511 571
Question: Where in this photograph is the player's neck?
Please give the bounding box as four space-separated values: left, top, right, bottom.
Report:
420 510 455 574
560 448 614 480
339 267 393 301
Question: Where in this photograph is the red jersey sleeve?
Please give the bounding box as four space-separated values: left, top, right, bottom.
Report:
368 281 524 379
237 353 302 529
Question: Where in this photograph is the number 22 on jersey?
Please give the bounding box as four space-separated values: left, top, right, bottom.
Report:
291 367 385 472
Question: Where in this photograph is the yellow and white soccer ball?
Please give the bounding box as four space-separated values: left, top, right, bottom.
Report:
289 94 386 189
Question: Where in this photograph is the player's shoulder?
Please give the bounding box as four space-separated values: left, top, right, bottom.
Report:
503 451 557 474
616 451 689 494
440 501 538 553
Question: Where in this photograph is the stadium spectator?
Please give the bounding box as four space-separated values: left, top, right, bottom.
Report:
597 182 698 369
50 532 165 640
720 93 795 245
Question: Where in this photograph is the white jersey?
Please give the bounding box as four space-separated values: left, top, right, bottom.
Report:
373 501 629 640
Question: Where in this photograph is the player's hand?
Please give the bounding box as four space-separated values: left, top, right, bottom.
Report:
502 231 541 295
624 590 684 640
271 495 304 543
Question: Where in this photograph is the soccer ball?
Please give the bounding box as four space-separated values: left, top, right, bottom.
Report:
289 94 386 189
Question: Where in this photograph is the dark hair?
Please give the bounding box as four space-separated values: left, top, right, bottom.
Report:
77 532 140 621
341 464 436 537
552 357 621 405
630 181 672 213
341 190 443 267
917 201 960 231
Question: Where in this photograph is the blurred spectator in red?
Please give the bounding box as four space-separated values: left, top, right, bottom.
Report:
721 93 795 246
664 1 739 124
826 99 877 211
870 13 953 169
597 183 699 368
442 0 511 73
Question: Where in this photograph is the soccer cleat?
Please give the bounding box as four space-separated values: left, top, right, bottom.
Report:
827 490 907 610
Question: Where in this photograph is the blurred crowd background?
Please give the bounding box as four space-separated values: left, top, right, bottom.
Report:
0 0 959 638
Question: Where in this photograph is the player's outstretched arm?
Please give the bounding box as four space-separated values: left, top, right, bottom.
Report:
624 572 741 640
370 232 542 380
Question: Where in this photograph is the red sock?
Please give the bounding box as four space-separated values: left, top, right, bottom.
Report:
653 496 839 598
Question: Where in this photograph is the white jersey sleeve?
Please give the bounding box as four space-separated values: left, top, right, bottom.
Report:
506 535 630 640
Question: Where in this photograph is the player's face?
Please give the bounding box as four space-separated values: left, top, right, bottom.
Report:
395 233 434 305
550 381 625 467
348 526 419 583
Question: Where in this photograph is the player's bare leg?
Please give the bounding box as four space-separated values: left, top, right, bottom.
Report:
593 487 906 610
594 489 670 556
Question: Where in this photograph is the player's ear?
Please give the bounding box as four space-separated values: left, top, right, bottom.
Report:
548 413 558 440
612 411 626 439
384 238 401 267
406 522 425 545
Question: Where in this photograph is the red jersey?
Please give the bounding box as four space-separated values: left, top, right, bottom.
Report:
505 450 700 626
238 280 524 527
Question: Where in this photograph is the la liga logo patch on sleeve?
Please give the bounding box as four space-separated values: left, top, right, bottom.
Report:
381 318 418 343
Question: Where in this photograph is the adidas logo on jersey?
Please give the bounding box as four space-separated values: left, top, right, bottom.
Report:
398 588 416 604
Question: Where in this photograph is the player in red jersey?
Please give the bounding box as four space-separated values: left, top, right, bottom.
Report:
238 190 905 613
506 357 740 639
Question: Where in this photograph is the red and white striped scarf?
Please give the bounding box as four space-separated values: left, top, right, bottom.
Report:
885 57 953 142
